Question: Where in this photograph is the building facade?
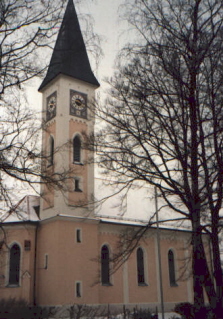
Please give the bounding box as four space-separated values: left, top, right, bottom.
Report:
0 0 198 315
0 198 194 312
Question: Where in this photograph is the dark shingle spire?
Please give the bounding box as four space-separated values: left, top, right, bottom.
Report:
39 0 99 91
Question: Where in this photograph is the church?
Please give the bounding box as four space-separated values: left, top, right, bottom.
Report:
0 0 199 315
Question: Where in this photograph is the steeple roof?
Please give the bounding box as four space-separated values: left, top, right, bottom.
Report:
39 0 99 91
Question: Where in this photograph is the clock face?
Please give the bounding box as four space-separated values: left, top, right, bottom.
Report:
48 96 56 112
46 92 57 121
71 94 85 110
70 90 87 118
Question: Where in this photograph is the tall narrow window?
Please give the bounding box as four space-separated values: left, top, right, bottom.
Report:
44 254 48 270
101 245 110 285
137 247 145 285
73 135 81 163
76 229 82 243
168 249 177 286
9 244 21 286
74 177 82 192
76 282 81 298
49 136 54 166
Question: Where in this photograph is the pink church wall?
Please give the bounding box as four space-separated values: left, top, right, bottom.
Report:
98 231 124 305
36 218 100 306
159 237 190 304
0 224 37 304
127 238 158 304
98 222 193 309
0 216 195 310
98 225 160 306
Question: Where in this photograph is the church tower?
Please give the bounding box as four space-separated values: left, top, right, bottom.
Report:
39 0 99 220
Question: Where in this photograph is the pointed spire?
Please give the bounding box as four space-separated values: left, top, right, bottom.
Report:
39 0 99 91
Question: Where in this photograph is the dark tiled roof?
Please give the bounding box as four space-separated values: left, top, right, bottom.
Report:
39 0 99 91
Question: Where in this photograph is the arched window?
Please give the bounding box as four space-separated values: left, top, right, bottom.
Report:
137 247 145 285
101 245 110 285
9 243 21 286
168 249 177 286
49 135 54 166
73 135 81 163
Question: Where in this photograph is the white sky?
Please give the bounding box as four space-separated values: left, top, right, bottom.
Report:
82 0 129 80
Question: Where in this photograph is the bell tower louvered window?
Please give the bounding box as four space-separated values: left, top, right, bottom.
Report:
73 135 81 163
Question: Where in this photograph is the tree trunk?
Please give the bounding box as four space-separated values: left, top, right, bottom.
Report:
192 226 204 317
212 225 223 318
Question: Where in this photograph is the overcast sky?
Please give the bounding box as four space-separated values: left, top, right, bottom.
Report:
82 0 129 81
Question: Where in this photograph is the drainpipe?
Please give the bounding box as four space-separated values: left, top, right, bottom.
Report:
33 222 39 306
155 187 165 319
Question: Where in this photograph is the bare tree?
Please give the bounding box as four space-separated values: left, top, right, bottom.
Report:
0 0 101 93
94 0 223 317
0 0 66 94
0 0 66 211
0 90 72 211
0 0 102 212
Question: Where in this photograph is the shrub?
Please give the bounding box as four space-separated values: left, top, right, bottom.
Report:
174 302 194 319
174 302 215 319
0 298 50 319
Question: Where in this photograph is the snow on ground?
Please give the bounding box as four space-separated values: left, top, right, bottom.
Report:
160 312 181 319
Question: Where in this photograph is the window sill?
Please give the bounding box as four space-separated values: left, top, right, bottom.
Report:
6 284 20 288
102 283 113 287
138 283 148 287
170 283 178 287
73 162 83 165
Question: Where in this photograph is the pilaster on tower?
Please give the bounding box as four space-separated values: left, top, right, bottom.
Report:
39 0 99 220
